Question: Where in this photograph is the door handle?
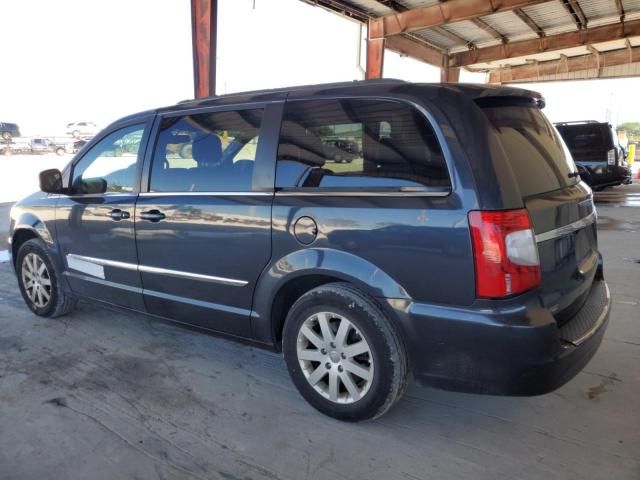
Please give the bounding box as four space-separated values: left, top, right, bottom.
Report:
139 209 166 222
108 209 130 220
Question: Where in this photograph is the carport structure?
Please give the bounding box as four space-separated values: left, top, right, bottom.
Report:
191 0 640 97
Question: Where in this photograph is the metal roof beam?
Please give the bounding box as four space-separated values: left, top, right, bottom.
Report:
561 0 588 30
471 17 508 43
488 45 640 82
449 18 640 67
614 0 626 22
433 25 476 46
512 8 545 37
368 0 550 38
384 34 445 66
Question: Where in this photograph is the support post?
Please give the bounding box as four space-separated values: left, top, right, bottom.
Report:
440 57 460 83
191 0 217 98
366 20 385 79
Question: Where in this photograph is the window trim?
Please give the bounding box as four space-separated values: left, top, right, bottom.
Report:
274 96 454 196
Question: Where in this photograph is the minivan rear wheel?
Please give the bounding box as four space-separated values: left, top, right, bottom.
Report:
16 238 77 317
283 283 408 421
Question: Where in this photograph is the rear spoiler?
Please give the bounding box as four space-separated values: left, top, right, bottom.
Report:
474 95 545 109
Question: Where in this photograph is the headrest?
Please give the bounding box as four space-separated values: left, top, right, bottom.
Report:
192 134 222 167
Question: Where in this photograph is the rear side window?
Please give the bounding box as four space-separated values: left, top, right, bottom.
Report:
276 99 450 191
150 109 263 192
481 104 577 197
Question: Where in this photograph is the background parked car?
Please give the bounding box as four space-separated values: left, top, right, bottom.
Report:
4 137 65 155
0 122 21 141
555 120 632 190
66 121 99 138
48 136 77 155
5 137 32 154
323 138 360 163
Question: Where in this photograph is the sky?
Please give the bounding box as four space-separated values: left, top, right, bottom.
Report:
1 0 639 136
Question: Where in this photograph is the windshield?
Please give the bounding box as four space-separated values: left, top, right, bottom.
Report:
481 104 578 197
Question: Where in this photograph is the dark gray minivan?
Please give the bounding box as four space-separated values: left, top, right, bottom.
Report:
8 80 610 421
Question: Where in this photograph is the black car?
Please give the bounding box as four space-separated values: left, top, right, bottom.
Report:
8 80 610 421
555 120 632 190
0 122 21 141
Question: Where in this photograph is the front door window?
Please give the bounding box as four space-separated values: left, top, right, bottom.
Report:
71 124 145 194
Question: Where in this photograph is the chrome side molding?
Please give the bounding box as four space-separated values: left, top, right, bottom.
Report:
535 211 597 243
65 254 247 287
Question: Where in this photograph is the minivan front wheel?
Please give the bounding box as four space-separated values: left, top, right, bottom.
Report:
16 238 77 317
283 283 408 421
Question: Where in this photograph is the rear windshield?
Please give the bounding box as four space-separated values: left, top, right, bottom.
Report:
555 123 614 151
481 104 578 197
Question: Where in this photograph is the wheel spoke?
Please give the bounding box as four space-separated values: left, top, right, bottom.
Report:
300 325 324 349
37 261 46 276
343 341 370 359
306 365 327 386
26 285 36 302
29 254 37 273
340 371 360 401
36 287 44 306
328 370 339 402
40 277 51 287
334 318 350 348
40 287 51 301
23 269 34 280
298 349 324 362
316 312 333 342
344 360 372 382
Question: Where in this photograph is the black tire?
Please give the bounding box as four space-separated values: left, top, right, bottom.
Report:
55 147 65 156
72 130 81 139
16 238 77 317
1 132 11 141
283 282 408 421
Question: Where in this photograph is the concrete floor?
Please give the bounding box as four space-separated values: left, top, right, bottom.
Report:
0 186 639 480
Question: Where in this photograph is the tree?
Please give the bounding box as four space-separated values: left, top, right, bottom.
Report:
617 122 640 137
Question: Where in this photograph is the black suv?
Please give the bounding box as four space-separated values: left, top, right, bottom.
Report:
555 120 632 190
8 81 610 421
0 121 21 141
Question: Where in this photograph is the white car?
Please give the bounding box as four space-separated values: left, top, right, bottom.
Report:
65 122 98 138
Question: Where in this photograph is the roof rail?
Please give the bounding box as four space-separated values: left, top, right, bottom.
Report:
176 78 408 105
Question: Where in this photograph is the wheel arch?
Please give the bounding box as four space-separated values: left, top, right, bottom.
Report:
251 248 411 347
10 212 56 268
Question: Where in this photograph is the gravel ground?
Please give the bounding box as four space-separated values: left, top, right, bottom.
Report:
0 182 638 479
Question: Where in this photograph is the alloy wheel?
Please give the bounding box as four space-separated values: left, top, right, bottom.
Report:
21 253 52 308
296 311 374 404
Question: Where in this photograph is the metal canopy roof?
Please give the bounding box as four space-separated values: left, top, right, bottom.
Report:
304 0 640 82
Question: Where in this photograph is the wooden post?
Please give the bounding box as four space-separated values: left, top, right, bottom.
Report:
191 0 217 98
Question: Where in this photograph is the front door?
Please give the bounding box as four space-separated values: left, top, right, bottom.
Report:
134 106 274 336
55 121 150 310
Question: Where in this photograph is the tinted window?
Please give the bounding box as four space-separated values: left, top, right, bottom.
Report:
150 109 263 192
481 105 577 197
555 124 614 150
71 124 145 194
276 99 450 190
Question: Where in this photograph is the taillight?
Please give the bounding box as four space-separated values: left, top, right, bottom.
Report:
468 209 541 298
607 148 616 165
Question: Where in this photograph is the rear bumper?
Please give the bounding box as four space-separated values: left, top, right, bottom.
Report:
388 279 610 396
582 164 632 188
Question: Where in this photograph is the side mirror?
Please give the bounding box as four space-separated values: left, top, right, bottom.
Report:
39 169 63 194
